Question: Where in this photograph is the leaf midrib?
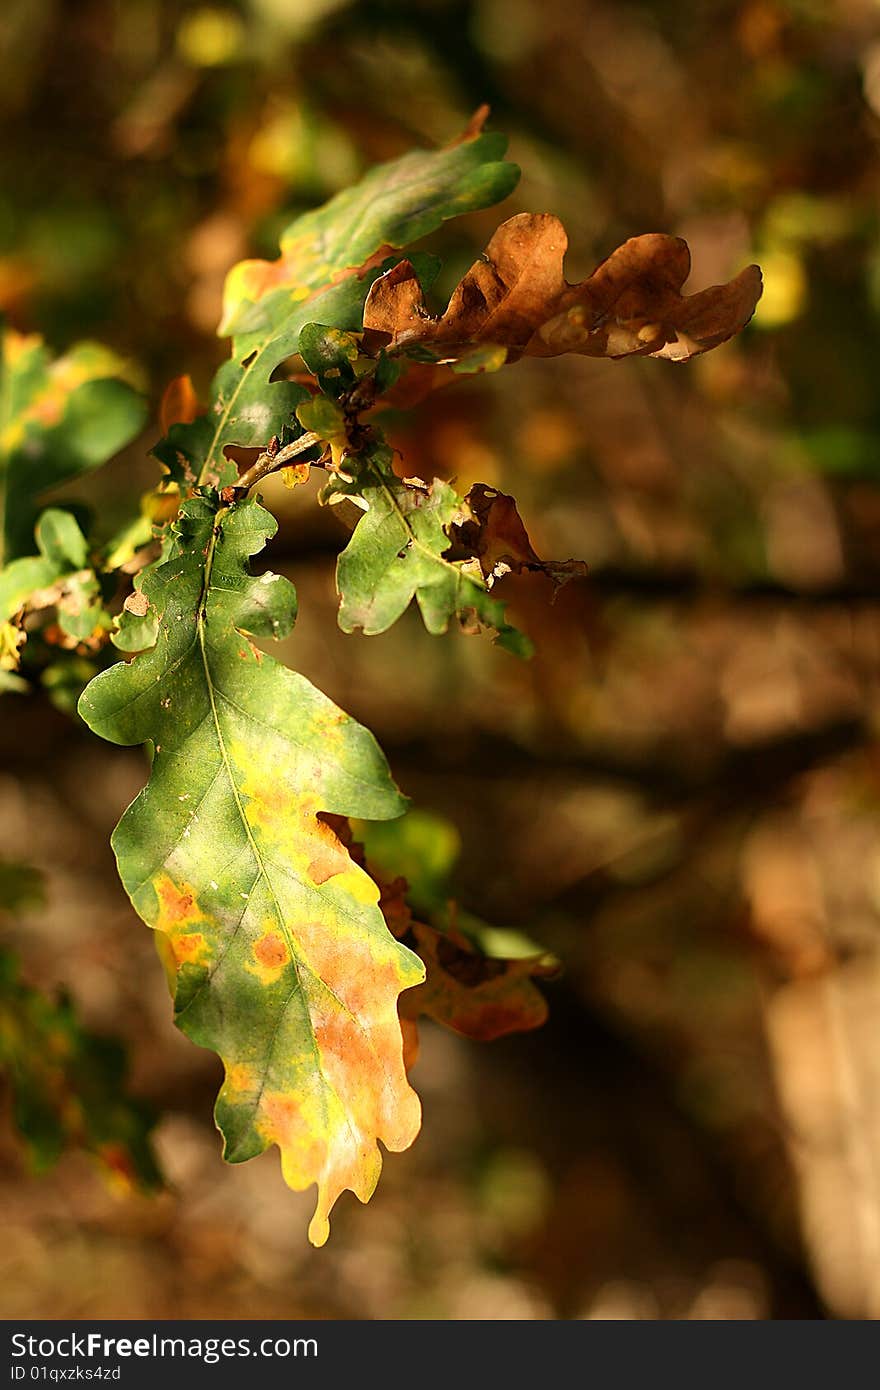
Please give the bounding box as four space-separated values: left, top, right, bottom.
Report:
194 508 325 1106
193 509 403 1138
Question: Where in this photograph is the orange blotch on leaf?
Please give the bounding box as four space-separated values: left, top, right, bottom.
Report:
307 849 348 885
151 873 210 969
259 1093 326 1189
154 874 200 927
223 1062 257 1098
171 931 207 965
247 926 292 985
253 929 289 971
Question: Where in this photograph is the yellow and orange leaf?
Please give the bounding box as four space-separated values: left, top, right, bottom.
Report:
79 496 423 1244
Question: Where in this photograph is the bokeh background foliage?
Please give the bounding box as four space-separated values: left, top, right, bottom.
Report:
3 0 880 1319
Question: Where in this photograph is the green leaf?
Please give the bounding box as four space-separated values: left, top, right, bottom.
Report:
295 395 349 470
0 330 147 563
78 493 424 1245
36 509 89 569
0 509 110 669
298 324 360 382
153 122 518 491
220 125 519 337
0 553 59 621
0 507 90 621
331 446 533 655
354 809 461 917
111 600 159 654
0 948 159 1186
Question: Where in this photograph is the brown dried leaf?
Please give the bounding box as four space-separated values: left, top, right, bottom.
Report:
401 922 555 1042
123 589 151 617
449 484 587 590
364 212 762 365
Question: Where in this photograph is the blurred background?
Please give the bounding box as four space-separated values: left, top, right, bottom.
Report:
4 0 880 1320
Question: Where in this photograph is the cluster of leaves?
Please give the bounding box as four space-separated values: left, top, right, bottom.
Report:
0 329 147 700
353 810 558 1058
0 114 761 1243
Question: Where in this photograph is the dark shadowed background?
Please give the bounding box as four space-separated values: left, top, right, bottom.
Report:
3 0 880 1319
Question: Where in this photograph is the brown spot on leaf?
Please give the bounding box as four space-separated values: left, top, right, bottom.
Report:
253 930 289 971
154 874 200 928
123 590 150 617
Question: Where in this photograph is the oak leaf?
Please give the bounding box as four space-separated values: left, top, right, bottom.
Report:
450 484 587 589
326 445 532 654
79 495 424 1245
363 212 762 366
154 117 519 491
220 114 518 338
401 923 555 1042
0 329 146 563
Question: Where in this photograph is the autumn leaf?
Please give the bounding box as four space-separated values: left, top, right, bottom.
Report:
220 112 519 337
155 116 519 491
325 444 533 654
401 922 555 1042
354 809 556 1043
78 494 424 1246
449 484 587 589
0 329 146 563
363 212 762 367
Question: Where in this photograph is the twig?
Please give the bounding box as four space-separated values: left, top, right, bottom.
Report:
233 432 322 494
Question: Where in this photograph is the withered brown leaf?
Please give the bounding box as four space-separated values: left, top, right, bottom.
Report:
364 212 762 365
449 484 587 590
400 922 556 1042
159 374 201 433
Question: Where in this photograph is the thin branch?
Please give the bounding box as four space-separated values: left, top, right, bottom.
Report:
233 432 323 494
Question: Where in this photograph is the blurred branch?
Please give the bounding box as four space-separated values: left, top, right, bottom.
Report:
387 716 867 802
